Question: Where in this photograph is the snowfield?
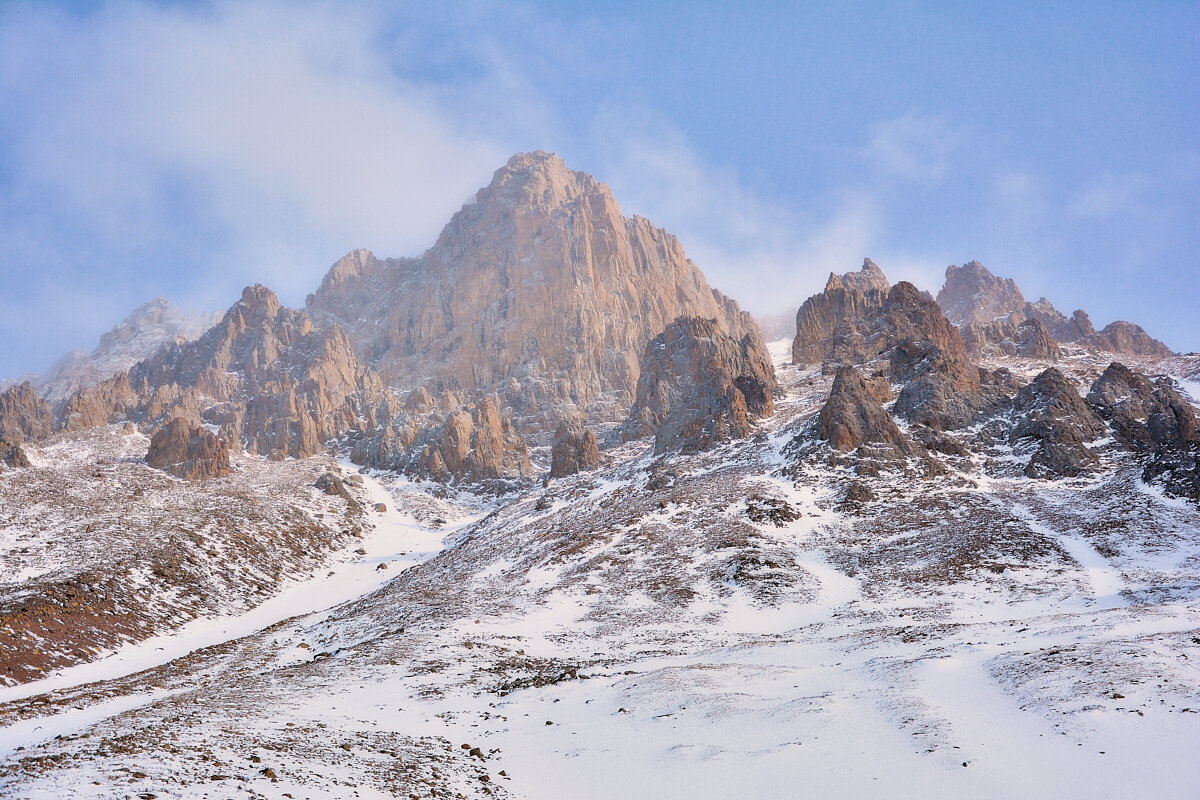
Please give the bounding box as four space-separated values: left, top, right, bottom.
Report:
1 344 1198 799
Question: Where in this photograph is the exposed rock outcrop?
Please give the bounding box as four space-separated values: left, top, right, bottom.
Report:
0 382 53 443
817 367 914 457
1086 322 1173 359
1011 368 1105 478
1088 363 1200 500
549 421 601 478
58 286 383 460
792 259 891 366
818 280 1004 431
0 439 31 468
622 316 779 454
349 393 531 484
307 152 760 429
937 260 1027 327
935 261 1172 358
145 418 231 481
961 316 1060 361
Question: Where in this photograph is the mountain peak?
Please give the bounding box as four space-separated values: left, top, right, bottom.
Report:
237 284 282 318
479 151 610 211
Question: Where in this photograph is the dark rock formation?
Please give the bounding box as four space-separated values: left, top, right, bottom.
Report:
1088 363 1200 500
1087 322 1173 359
821 281 1004 431
817 367 914 456
1027 303 1096 342
961 316 1060 360
549 421 601 478
0 439 31 468
1011 368 1105 477
792 259 891 366
0 382 53 443
622 316 779 454
307 152 761 429
145 418 232 481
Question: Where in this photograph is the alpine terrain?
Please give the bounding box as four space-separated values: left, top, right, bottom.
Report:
2 153 1198 800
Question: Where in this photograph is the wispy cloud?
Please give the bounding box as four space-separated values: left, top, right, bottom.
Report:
861 111 969 184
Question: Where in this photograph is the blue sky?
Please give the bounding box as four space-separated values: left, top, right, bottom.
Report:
1 1 1197 379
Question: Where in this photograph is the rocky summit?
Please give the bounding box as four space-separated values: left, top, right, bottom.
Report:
2 153 1199 800
306 152 759 431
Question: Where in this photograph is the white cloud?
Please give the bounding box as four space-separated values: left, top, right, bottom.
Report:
590 104 882 316
0 1 520 309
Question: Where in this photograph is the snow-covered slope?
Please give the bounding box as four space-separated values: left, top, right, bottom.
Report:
2 342 1198 799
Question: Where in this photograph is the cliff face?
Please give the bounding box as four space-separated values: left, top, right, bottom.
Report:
0 382 54 443
622 316 779 454
306 152 759 428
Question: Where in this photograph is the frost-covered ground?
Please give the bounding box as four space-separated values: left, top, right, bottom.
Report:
1 344 1198 799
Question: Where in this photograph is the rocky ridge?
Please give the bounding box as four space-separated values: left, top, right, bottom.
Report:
57 285 383 460
36 299 221 407
936 260 1172 358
